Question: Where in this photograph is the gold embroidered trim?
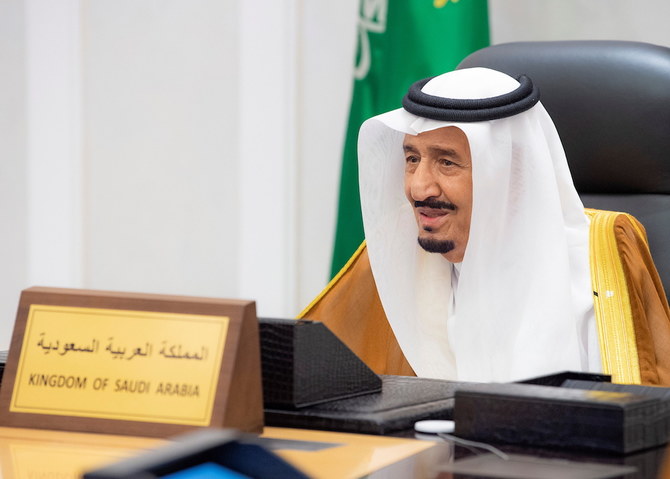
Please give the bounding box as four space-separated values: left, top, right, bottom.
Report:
296 241 367 319
585 208 641 384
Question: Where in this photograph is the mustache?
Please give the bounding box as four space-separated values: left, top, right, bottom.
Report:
414 200 456 211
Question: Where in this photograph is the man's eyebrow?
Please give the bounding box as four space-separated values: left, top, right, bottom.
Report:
402 144 460 158
402 143 458 158
429 146 459 157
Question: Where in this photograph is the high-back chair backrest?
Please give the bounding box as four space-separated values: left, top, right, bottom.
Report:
458 41 670 295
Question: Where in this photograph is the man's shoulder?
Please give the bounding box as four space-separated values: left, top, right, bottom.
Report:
585 208 670 386
585 208 648 244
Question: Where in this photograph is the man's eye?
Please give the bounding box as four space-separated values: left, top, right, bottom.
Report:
406 155 420 164
440 158 456 167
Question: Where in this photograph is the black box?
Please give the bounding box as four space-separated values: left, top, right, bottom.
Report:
454 382 669 454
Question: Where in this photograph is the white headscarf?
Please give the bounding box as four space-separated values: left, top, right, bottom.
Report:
358 67 599 382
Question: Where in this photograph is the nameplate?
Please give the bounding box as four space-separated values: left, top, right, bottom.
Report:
0 287 263 437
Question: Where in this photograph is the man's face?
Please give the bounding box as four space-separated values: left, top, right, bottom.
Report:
403 126 473 263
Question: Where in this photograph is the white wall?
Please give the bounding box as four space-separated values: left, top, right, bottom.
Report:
489 0 670 45
0 0 27 343
237 0 300 316
296 0 359 312
2 0 670 350
82 0 239 299
25 0 83 290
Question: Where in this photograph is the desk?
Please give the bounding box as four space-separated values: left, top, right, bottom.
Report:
0 426 666 478
0 426 449 478
262 427 447 478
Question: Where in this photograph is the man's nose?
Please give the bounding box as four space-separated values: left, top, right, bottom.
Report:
410 163 441 201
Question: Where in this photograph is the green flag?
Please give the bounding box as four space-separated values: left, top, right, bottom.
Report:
331 0 489 276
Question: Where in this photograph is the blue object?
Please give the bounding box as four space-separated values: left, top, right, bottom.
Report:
162 462 250 479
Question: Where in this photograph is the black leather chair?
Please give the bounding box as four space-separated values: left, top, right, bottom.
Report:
458 41 670 295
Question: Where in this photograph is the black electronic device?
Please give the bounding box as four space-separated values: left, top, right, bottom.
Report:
265 375 467 435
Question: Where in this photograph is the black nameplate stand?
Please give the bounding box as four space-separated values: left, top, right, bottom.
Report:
260 318 467 435
259 317 381 408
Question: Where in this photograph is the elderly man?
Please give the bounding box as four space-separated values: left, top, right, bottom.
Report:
300 68 670 385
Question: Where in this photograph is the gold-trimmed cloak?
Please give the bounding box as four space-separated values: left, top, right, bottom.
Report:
298 209 670 386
